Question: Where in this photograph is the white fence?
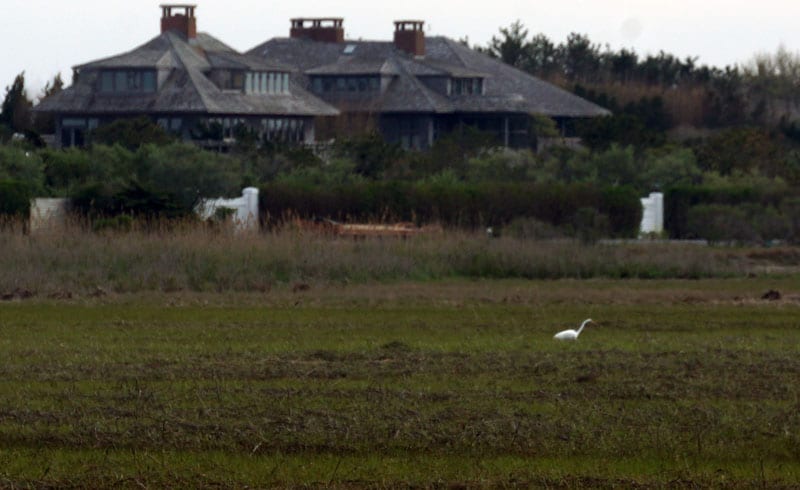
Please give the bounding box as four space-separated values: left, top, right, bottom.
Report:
640 192 664 235
26 189 259 232
196 187 260 231
30 198 69 231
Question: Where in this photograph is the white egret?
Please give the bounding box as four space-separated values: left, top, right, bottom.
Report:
553 319 595 341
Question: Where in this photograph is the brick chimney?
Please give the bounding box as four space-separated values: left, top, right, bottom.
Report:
394 20 425 57
160 4 197 39
290 18 345 43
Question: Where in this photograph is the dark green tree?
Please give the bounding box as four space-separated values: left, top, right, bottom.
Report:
607 48 638 83
1 72 33 134
528 34 559 77
558 33 602 82
488 20 532 70
34 73 64 134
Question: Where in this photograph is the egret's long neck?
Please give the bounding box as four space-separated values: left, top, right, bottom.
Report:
576 320 591 335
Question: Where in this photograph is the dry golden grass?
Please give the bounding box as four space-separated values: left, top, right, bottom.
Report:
1 222 798 298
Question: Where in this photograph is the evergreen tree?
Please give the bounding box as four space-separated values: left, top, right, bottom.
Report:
35 73 65 134
0 72 33 134
528 34 559 77
488 20 532 70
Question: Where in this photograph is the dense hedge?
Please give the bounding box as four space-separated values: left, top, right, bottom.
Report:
665 185 800 240
260 182 643 238
0 179 32 219
71 182 186 220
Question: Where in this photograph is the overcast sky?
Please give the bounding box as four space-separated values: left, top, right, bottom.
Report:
3 0 800 99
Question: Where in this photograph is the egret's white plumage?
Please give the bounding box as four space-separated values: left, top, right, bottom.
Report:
553 319 594 341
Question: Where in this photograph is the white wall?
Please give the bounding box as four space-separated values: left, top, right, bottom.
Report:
196 187 259 231
30 198 69 232
640 192 664 235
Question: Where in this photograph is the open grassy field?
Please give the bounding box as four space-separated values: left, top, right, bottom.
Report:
1 278 799 488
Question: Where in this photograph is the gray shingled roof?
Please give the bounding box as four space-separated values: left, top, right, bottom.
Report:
36 31 338 117
307 58 398 76
247 35 610 118
426 37 610 117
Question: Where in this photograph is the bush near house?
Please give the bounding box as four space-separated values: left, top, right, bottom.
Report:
0 179 32 221
260 182 642 238
665 184 800 241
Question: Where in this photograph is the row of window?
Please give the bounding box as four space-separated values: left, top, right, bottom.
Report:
449 77 484 96
206 117 306 142
259 117 306 142
157 117 184 132
311 76 381 94
309 75 484 97
99 70 157 93
245 72 290 95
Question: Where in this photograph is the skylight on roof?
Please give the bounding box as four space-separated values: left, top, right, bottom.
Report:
343 44 357 55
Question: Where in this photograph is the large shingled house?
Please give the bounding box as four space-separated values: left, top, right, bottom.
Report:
36 5 338 148
248 19 610 149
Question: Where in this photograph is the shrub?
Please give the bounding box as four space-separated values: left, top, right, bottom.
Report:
781 197 800 243
68 143 241 222
260 182 643 237
504 217 565 240
639 147 702 191
0 179 32 219
90 116 175 150
40 147 92 196
685 204 758 243
599 186 643 237
72 181 185 220
665 184 798 239
0 144 44 194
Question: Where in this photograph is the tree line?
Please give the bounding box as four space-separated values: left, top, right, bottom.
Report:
482 21 800 130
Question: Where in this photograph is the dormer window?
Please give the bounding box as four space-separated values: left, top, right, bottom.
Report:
99 70 156 93
310 75 380 94
449 77 484 96
245 72 290 95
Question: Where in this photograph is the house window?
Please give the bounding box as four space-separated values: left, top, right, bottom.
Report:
156 117 183 134
100 72 114 92
244 71 290 94
260 117 305 143
310 76 380 94
450 77 484 96
398 118 421 149
232 73 244 90
114 72 127 91
61 118 87 148
142 72 156 91
98 70 157 93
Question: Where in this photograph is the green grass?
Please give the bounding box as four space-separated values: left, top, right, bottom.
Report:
1 279 799 487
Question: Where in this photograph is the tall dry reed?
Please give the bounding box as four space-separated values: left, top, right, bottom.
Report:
0 222 779 296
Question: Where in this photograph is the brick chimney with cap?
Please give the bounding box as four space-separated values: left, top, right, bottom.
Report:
290 18 345 43
394 20 425 57
160 4 197 39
